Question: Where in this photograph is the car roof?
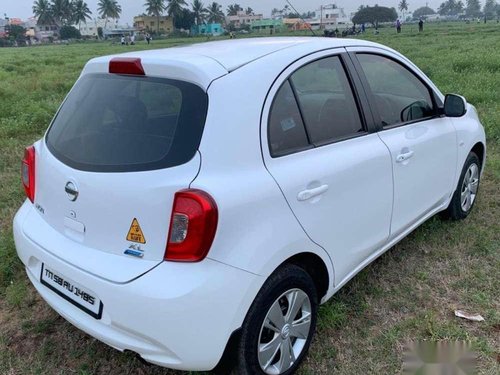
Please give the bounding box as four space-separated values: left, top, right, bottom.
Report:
82 37 383 89
130 37 380 72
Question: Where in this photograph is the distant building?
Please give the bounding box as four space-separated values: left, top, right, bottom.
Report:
74 18 134 38
191 23 223 36
251 19 284 33
283 18 311 31
309 4 351 29
133 15 173 34
35 24 58 41
226 11 263 29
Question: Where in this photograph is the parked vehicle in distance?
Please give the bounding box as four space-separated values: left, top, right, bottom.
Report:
14 38 486 374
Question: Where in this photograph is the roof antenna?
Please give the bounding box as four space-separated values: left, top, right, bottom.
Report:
285 0 317 36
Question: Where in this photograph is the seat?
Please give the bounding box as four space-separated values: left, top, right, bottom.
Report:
315 98 361 143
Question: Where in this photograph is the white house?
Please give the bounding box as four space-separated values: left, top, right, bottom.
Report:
75 18 131 38
309 4 351 30
226 11 263 28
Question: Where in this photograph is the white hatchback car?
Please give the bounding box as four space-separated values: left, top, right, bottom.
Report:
14 38 485 374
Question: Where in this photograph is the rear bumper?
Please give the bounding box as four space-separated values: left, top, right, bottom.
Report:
14 201 264 371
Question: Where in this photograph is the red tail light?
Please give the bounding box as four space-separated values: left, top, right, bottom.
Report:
109 57 145 75
165 189 218 262
21 145 35 203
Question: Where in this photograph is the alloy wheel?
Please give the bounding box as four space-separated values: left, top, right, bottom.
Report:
460 163 479 212
257 288 312 374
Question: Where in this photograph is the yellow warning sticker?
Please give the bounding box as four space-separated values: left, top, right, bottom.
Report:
126 218 146 244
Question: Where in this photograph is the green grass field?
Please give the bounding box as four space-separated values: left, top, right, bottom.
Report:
0 22 499 374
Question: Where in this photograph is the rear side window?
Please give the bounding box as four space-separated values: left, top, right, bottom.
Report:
290 56 364 144
268 81 310 156
46 74 208 172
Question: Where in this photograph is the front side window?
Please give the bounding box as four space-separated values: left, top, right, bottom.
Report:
357 54 435 127
290 56 364 145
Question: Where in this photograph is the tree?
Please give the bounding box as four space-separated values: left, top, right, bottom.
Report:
399 0 409 19
174 7 194 29
483 0 498 19
7 24 27 43
51 0 73 26
438 0 464 16
352 5 398 28
144 0 166 34
413 6 436 18
192 0 207 25
245 7 253 15
73 0 92 31
60 25 81 38
32 0 54 25
167 0 187 29
226 4 242 16
206 2 224 23
465 0 481 17
97 0 122 29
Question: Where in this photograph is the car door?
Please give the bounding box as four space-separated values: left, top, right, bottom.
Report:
261 50 393 285
348 48 457 237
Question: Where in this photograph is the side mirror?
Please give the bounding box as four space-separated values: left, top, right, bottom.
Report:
444 94 467 117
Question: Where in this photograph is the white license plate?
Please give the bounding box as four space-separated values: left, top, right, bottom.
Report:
40 263 103 319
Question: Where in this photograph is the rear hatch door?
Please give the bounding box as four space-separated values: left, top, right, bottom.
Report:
32 72 208 283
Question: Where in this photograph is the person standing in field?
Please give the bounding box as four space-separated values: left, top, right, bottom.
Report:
130 34 135 45
145 33 151 45
396 19 402 33
121 35 125 45
419 18 424 32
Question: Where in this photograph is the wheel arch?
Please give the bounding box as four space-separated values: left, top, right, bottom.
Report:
279 252 331 301
470 142 485 171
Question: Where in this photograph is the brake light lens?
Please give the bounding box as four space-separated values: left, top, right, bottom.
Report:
21 145 35 203
109 57 145 75
165 189 218 262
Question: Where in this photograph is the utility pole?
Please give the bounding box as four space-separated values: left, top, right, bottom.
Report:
320 5 323 30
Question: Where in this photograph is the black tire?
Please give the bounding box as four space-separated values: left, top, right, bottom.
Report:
442 152 481 221
234 264 318 375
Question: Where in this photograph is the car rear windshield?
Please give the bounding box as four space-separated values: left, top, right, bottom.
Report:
46 74 208 172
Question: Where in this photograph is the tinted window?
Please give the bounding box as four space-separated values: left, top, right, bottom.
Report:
268 81 310 156
357 54 435 127
46 74 208 172
290 56 364 144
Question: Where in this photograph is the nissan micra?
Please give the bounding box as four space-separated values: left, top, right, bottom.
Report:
14 38 486 374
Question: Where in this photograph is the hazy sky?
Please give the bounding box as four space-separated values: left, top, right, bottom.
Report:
1 0 454 24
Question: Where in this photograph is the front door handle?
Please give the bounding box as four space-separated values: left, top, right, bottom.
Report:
297 184 329 201
396 150 415 163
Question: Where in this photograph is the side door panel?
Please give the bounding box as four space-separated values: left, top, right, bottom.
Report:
347 47 457 236
266 136 393 284
261 50 393 285
377 121 457 235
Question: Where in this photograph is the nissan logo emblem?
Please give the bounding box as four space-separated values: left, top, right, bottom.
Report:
65 181 79 202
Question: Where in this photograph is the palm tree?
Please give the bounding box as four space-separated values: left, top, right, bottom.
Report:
72 0 92 31
399 0 409 20
206 2 224 23
51 0 73 26
97 0 122 29
226 4 242 16
166 0 187 29
144 0 166 34
192 0 207 25
32 0 53 25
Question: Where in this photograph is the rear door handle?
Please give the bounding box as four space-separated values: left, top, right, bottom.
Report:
396 150 414 163
297 184 329 201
